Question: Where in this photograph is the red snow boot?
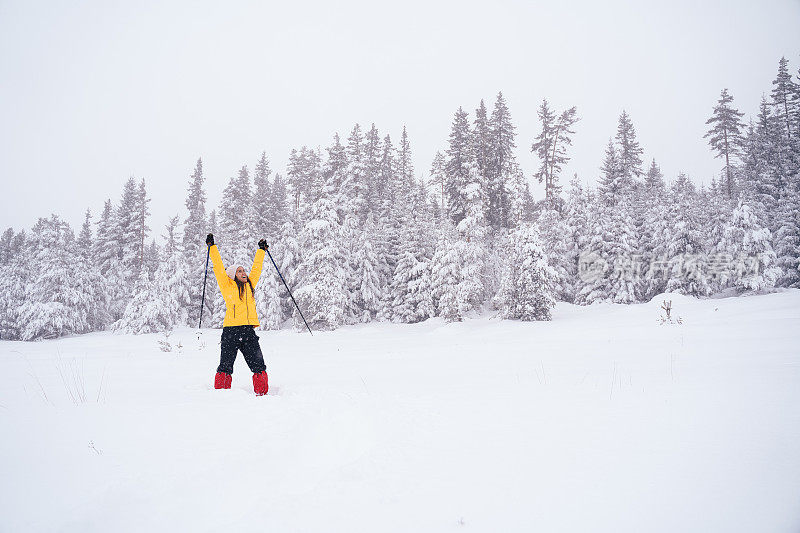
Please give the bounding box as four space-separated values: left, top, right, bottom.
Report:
214 372 232 389
253 371 269 396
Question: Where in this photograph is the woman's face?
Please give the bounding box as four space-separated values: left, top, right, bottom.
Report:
235 267 247 283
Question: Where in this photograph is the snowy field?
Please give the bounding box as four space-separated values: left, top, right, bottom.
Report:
1 291 799 533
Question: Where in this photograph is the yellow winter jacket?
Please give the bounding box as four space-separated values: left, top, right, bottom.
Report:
209 244 266 327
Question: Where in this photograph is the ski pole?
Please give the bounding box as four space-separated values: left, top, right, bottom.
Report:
265 247 313 336
198 245 210 328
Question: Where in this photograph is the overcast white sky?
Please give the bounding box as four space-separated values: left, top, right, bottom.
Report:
1 0 798 239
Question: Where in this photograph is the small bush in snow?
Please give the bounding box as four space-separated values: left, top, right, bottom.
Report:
658 299 683 325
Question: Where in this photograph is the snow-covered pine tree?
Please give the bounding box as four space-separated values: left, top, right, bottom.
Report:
269 172 291 236
353 214 383 322
218 165 253 262
398 126 414 192
704 88 746 198
429 150 447 213
77 209 93 261
717 201 781 291
324 133 348 189
598 139 623 206
575 199 638 305
294 178 348 330
115 215 189 334
343 124 370 223
252 152 273 240
390 181 435 323
531 99 579 204
114 268 172 334
182 158 210 326
275 215 302 322
562 176 591 303
0 229 27 339
534 207 571 301
287 147 323 215
645 159 666 193
488 92 517 229
161 216 190 323
144 239 161 279
497 223 557 320
444 107 472 226
363 124 383 217
109 178 149 319
659 174 711 296
19 216 95 340
615 110 644 186
431 164 486 321
770 57 799 144
774 185 800 287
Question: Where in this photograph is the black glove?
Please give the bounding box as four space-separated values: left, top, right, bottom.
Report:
206 233 214 246
258 239 268 251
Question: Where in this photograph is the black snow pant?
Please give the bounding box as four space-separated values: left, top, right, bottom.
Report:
217 325 266 375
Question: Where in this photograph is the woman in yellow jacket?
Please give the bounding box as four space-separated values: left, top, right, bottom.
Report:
205 233 269 395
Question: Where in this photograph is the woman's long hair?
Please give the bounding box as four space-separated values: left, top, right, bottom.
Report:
235 276 255 300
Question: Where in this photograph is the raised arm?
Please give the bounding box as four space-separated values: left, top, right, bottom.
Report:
249 240 268 287
206 234 233 296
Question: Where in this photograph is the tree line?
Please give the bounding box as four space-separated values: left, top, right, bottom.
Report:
0 56 798 340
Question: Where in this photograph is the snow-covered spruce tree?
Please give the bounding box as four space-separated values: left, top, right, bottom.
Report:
182 158 209 327
487 92 517 229
352 214 383 322
444 107 473 226
497 224 557 321
375 135 400 319
144 239 161 279
268 214 302 322
717 201 781 291
287 146 324 213
598 139 624 206
534 207 571 302
700 190 734 293
561 176 592 303
0 229 27 339
740 99 785 227
429 150 447 213
575 200 638 305
390 182 436 323
115 216 189 334
293 180 347 330
704 88 746 199
431 165 486 321
774 186 800 287
114 269 173 334
636 162 668 300
363 124 383 216
268 172 291 237
659 174 711 296
344 124 370 223
19 216 95 340
645 159 666 193
615 110 645 185
770 57 799 147
76 208 110 330
160 216 191 324
218 165 253 262
251 152 273 244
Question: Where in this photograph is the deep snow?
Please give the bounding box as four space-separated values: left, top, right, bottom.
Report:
1 291 799 532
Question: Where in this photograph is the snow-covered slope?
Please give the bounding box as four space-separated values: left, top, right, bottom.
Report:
1 291 799 532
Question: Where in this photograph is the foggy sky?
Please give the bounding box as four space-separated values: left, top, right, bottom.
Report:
1 0 798 240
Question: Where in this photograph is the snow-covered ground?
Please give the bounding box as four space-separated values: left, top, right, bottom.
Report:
1 291 799 532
